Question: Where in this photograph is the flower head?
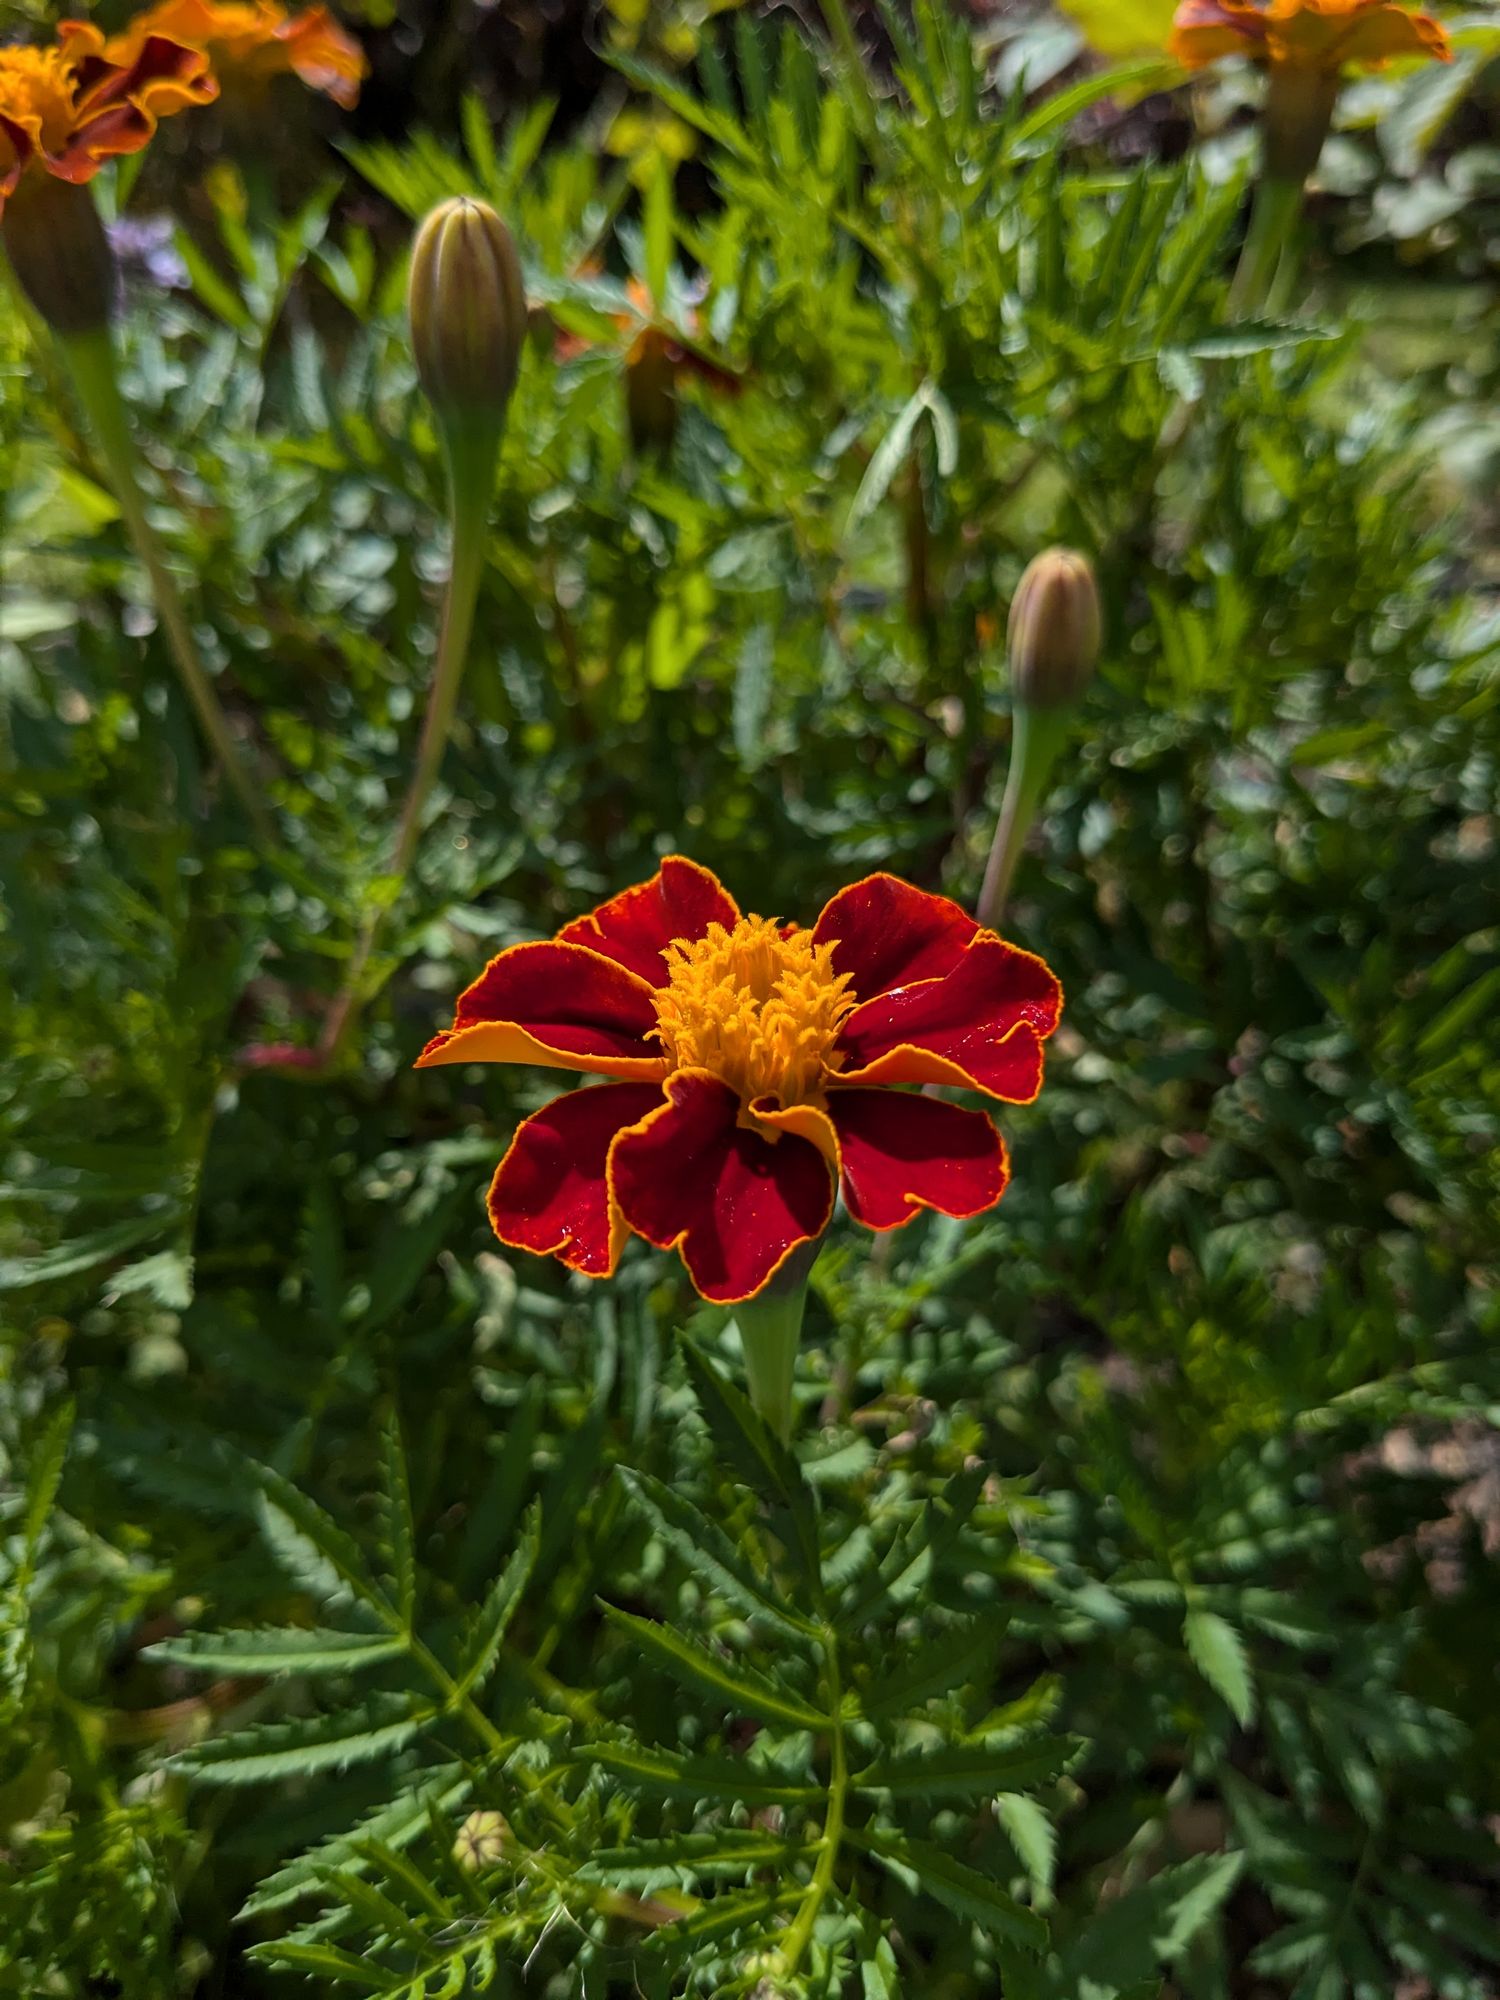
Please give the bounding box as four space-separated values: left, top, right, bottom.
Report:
418 862 1062 1304
102 0 367 109
0 23 215 218
1169 0 1451 74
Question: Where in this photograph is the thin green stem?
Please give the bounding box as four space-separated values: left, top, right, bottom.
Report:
391 420 497 880
976 702 1074 932
61 327 277 851
1228 174 1304 321
314 416 498 1067
778 1628 848 1975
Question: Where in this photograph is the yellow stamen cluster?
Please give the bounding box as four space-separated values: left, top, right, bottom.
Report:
652 916 856 1108
0 48 79 150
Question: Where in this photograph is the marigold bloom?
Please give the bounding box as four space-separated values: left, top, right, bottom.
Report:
1169 0 1450 74
103 0 367 109
418 861 1062 1304
0 23 215 218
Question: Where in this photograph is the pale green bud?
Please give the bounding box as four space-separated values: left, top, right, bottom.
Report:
452 1809 508 1872
1007 547 1102 712
408 196 526 420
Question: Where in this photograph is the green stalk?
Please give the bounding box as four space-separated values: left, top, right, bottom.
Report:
1227 174 1305 321
315 416 498 1066
976 702 1074 932
733 1271 813 1445
390 419 498 877
61 326 276 850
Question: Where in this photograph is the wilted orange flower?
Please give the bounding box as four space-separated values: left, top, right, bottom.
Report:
0 23 214 218
104 0 366 109
1170 0 1450 73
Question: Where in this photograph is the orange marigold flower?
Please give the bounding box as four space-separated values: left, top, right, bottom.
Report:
0 23 215 217
1169 0 1451 74
104 0 366 110
418 860 1062 1304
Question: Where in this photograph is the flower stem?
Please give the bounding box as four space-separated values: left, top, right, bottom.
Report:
734 1271 813 1445
976 701 1074 933
60 326 277 851
1228 174 1304 321
391 419 498 878
311 417 498 1069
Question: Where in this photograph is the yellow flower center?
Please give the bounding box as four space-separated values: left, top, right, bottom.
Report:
0 48 82 153
652 916 856 1108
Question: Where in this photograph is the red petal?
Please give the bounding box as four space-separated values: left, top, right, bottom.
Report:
835 937 1062 1102
488 1081 664 1277
416 941 668 1079
812 874 980 1003
72 30 215 110
610 1069 834 1304
829 1088 1009 1232
558 856 740 988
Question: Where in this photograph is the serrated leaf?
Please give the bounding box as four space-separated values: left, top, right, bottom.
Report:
579 1740 819 1805
146 1627 407 1677
600 1602 826 1730
616 1467 817 1644
1184 1608 1255 1726
451 1500 538 1700
246 1942 402 1989
680 1339 820 1587
996 1792 1057 1898
378 1406 418 1628
859 1828 1047 1952
171 1693 434 1785
854 1736 1075 1802
582 1828 798 1884
250 1461 388 1619
240 1765 469 1916
859 1616 1000 1720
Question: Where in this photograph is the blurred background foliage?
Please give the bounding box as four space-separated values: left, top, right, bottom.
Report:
2 0 1499 1994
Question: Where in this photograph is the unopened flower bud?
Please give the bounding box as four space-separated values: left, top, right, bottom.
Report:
1007 547 1101 711
2 177 115 336
452 1808 508 1872
408 197 526 421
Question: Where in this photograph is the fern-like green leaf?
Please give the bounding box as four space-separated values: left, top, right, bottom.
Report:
615 1466 818 1643
451 1500 539 1700
145 1627 406 1677
600 1602 826 1730
171 1693 435 1785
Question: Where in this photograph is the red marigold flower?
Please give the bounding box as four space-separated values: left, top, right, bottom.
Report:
0 23 215 218
102 0 367 109
418 860 1063 1305
1169 0 1450 74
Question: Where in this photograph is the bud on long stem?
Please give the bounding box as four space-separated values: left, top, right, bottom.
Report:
976 548 1101 932
311 199 522 1071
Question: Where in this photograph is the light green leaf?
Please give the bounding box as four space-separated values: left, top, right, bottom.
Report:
1184 1608 1256 1726
996 1792 1058 1898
